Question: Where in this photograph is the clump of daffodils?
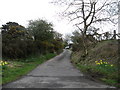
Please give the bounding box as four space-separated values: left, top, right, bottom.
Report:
0 60 8 66
95 60 113 67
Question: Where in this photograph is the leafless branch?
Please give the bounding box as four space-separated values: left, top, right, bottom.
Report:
75 24 83 34
92 18 110 23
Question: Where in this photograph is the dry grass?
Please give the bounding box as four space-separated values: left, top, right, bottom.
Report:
71 40 119 87
85 40 118 65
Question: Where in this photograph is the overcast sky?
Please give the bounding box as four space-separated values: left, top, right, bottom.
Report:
0 0 74 36
0 0 118 37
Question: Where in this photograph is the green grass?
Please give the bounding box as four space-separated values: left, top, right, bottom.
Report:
71 40 119 87
2 53 56 85
75 63 119 87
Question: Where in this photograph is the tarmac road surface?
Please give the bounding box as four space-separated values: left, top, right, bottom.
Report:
3 50 116 89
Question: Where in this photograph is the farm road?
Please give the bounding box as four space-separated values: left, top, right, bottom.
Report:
3 50 115 89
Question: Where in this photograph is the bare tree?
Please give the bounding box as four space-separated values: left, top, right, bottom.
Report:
53 0 118 55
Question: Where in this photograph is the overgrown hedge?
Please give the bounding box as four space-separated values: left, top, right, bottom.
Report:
2 21 63 59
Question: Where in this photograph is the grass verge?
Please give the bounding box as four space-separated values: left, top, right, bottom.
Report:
71 59 119 88
71 40 119 88
2 53 56 85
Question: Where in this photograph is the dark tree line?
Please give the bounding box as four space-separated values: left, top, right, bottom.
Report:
2 20 64 59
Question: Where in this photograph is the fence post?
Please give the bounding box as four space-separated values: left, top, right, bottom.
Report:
113 30 116 40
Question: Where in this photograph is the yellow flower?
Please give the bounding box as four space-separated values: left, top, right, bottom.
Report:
97 63 100 65
95 61 98 63
4 61 8 64
0 61 3 63
100 62 103 64
2 63 5 66
111 64 113 67
104 62 108 64
100 60 102 62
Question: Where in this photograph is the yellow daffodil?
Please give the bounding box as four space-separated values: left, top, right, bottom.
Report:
0 61 3 63
104 62 108 64
2 63 5 66
111 64 113 67
0 60 8 66
100 62 103 64
97 63 100 65
100 60 102 62
95 61 98 63
4 61 8 64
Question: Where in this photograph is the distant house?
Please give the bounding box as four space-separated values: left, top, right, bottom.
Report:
65 46 70 49
65 43 73 49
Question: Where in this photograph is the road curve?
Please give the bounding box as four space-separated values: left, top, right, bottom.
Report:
3 50 115 89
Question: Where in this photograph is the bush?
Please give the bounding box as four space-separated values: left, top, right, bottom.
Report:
2 21 64 60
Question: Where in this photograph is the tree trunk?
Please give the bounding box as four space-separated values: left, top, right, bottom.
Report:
82 33 88 55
